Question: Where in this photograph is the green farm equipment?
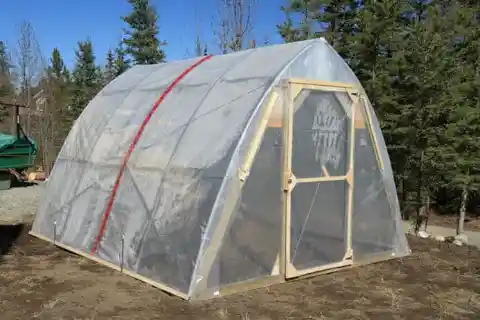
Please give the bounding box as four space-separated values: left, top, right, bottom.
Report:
0 101 38 190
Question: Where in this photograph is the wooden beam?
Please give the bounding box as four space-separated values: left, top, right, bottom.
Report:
345 98 358 259
362 96 384 170
287 78 357 89
286 259 353 278
0 101 29 108
239 91 279 181
194 275 284 300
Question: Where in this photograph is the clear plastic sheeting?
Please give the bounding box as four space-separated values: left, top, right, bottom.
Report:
31 38 410 301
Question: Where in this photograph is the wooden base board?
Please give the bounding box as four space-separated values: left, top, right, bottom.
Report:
290 264 353 281
193 274 284 301
353 251 400 266
28 230 189 300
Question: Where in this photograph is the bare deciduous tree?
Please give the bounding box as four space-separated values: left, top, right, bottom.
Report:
214 0 257 53
12 21 43 134
12 21 65 176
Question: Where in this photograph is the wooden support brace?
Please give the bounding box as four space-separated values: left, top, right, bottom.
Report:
362 96 384 169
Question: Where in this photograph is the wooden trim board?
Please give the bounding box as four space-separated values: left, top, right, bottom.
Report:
287 78 356 89
193 275 284 301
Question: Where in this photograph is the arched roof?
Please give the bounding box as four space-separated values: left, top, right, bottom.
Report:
59 38 361 171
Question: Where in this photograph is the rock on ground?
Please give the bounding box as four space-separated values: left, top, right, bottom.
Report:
0 183 43 225
454 233 468 245
453 239 463 246
417 230 430 239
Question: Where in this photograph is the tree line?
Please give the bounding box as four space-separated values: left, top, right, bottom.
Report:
0 0 479 224
279 0 480 227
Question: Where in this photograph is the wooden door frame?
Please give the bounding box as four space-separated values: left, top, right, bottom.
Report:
283 78 360 278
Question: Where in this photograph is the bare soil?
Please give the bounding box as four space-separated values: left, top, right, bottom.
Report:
0 225 479 320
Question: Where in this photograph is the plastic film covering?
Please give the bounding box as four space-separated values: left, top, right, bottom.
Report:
351 97 410 260
31 38 409 300
207 108 285 288
32 40 312 296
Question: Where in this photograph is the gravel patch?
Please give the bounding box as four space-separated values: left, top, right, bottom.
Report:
0 183 44 225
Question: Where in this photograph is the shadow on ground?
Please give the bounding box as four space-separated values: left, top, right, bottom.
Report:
0 223 25 261
10 179 38 188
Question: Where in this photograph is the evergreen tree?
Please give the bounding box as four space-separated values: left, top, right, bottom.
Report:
114 44 130 77
384 3 460 211
349 1 414 192
0 41 13 123
49 47 72 88
277 0 359 58
45 48 73 158
50 47 65 79
71 40 101 120
122 0 166 64
276 0 480 219
0 41 13 97
438 1 480 231
103 49 116 84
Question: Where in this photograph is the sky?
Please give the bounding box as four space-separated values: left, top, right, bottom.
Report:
0 0 287 69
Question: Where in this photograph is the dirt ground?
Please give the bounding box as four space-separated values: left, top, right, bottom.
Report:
0 225 479 320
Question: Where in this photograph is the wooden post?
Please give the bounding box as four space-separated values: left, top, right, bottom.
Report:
0 101 28 139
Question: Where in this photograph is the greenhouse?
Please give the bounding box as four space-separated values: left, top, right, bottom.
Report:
30 38 410 301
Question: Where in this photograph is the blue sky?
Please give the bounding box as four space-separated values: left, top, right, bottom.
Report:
0 0 287 69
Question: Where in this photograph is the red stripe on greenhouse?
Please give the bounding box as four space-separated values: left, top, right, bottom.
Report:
90 55 214 255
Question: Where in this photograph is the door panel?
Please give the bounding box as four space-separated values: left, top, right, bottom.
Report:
291 90 350 178
290 180 348 270
285 81 357 278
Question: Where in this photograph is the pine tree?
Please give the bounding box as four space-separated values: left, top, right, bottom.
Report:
103 49 116 84
45 48 72 161
122 0 166 65
48 48 71 95
114 44 130 77
0 41 13 123
438 1 480 233
50 48 65 79
378 1 473 222
0 41 13 97
277 0 359 58
49 47 72 89
71 40 101 120
349 1 414 191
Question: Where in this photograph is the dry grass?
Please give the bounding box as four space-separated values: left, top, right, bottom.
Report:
0 226 479 319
